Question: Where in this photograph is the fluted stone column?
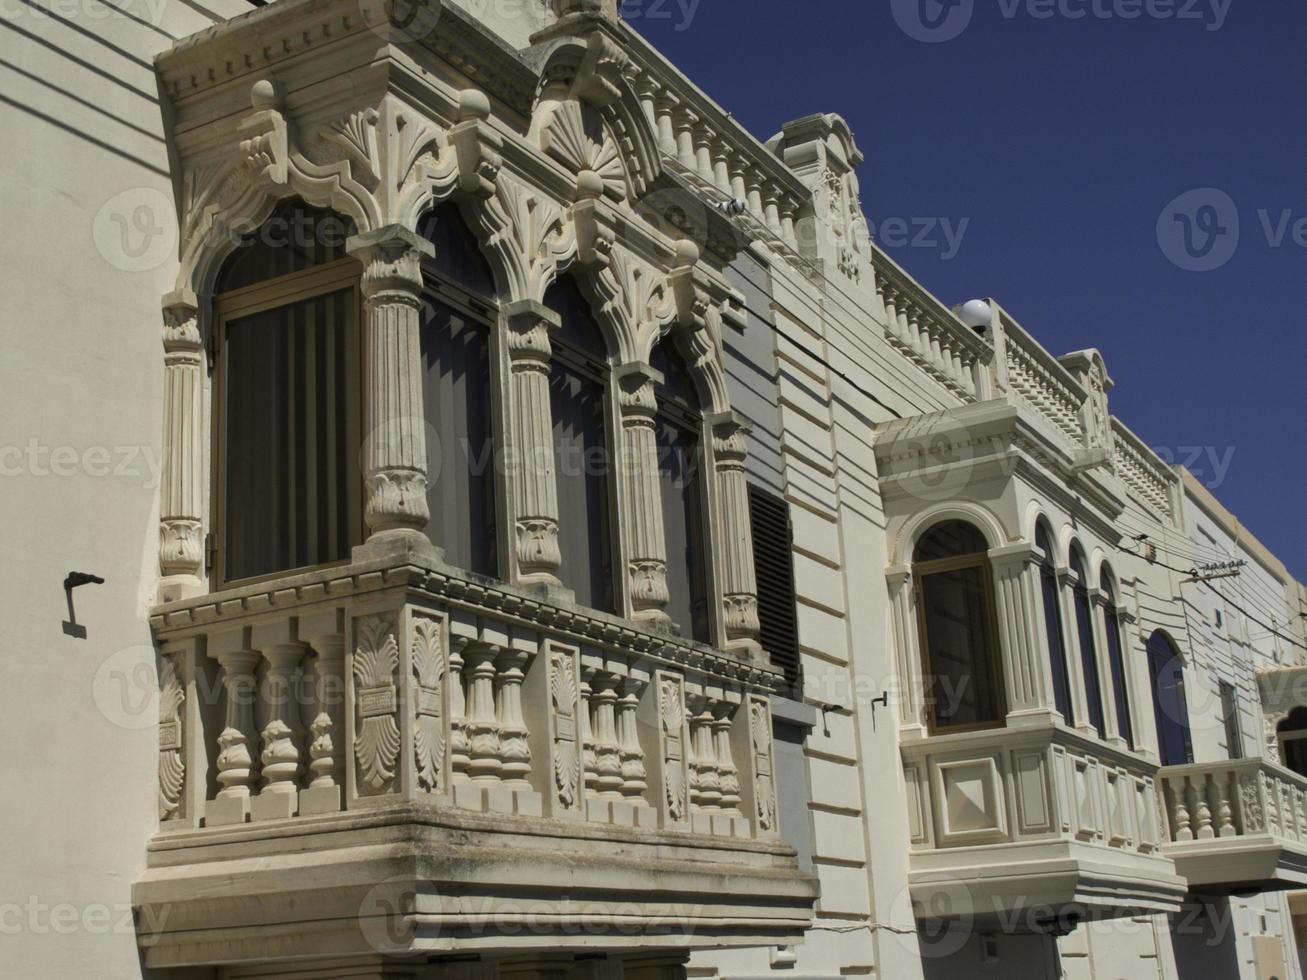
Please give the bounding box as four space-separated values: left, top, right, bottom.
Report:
347 226 435 549
504 300 563 589
616 363 671 628
158 291 205 601
710 413 762 656
990 544 1057 726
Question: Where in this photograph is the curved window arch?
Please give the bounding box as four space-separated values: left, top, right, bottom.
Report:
1278 709 1307 778
1070 547 1107 739
417 203 499 577
651 338 712 643
912 520 1005 732
1147 631 1193 765
1035 524 1075 724
1100 568 1134 749
545 275 616 613
214 200 362 585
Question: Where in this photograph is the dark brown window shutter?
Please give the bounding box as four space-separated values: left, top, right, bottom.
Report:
748 484 801 693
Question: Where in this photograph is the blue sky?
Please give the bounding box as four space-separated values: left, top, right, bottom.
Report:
629 0 1307 581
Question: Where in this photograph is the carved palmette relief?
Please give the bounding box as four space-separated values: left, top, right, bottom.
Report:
550 645 582 812
412 615 446 794
158 656 185 821
749 696 777 833
353 616 402 795
659 675 688 823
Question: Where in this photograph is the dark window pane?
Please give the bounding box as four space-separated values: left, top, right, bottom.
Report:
217 201 352 293
1041 565 1075 724
550 362 614 612
1148 632 1193 766
914 520 989 564
421 298 497 578
919 565 1002 729
223 289 354 581
419 203 497 299
1220 681 1243 760
657 413 711 642
1104 608 1134 748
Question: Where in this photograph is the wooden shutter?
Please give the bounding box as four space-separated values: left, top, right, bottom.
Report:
748 484 801 692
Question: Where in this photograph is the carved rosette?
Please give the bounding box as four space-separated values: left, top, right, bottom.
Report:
749 697 777 834
347 226 435 538
352 616 402 795
549 646 582 812
711 414 762 651
659 675 688 823
505 301 564 587
158 656 185 821
617 364 671 625
412 615 446 794
159 293 205 593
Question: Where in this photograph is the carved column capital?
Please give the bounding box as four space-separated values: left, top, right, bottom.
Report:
162 289 201 352
347 225 433 299
504 299 561 368
158 290 205 601
615 362 662 422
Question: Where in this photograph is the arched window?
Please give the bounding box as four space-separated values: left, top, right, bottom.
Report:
214 200 361 585
1278 709 1307 778
912 520 1005 732
1100 569 1134 749
545 276 616 614
651 338 712 643
1147 631 1193 766
1070 548 1106 739
1035 525 1074 724
418 204 498 578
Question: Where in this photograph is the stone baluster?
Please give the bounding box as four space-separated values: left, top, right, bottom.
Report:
580 666 598 796
253 632 307 821
729 158 749 204
495 647 532 787
1216 771 1237 838
763 189 782 234
745 171 764 217
711 140 732 193
346 226 436 547
780 205 798 249
710 413 762 656
616 363 671 628
1193 775 1215 840
693 128 715 183
674 108 698 170
158 291 205 601
464 644 502 783
688 696 721 809
1173 778 1194 841
618 676 648 801
714 702 741 813
505 301 564 588
448 639 471 783
591 672 624 798
634 73 659 131
655 95 678 155
300 612 346 815
208 633 261 827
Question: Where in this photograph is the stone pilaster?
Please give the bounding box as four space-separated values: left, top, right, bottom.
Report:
347 226 435 548
989 544 1057 725
709 412 762 657
616 363 670 628
504 300 564 589
158 291 205 601
886 567 926 735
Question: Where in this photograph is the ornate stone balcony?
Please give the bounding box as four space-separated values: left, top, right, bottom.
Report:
136 550 816 971
901 725 1186 928
1157 758 1307 893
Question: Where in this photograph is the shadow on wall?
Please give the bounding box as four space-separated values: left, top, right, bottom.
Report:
919 923 1060 980
1171 899 1240 980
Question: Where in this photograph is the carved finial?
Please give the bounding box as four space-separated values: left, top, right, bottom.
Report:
458 88 491 123
250 78 283 111
673 239 700 270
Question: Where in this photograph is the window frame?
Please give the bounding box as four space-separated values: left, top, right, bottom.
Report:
1069 550 1107 740
912 537 1009 736
211 255 365 590
1035 526 1075 725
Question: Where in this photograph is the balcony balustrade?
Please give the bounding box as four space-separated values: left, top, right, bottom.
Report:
136 551 815 970
1157 758 1307 892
